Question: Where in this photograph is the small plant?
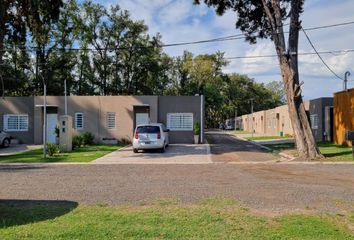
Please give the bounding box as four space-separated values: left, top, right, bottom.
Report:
54 125 60 138
46 143 59 156
193 122 200 135
118 137 131 145
82 132 95 145
72 135 83 149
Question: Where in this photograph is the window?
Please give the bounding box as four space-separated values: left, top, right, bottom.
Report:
74 112 84 130
167 113 193 131
310 114 319 129
106 112 116 129
3 114 29 132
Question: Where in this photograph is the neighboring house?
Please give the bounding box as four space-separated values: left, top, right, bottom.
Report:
308 97 333 142
334 88 354 146
0 95 204 144
239 103 308 137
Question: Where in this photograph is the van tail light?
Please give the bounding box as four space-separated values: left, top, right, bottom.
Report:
157 132 161 139
135 132 139 139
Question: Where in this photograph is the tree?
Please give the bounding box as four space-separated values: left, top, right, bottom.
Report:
265 80 286 104
195 0 322 159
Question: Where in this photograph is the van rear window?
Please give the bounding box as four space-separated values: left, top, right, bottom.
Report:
136 126 160 134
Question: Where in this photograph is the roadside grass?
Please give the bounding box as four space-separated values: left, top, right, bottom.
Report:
0 145 122 163
246 135 293 141
0 198 353 240
266 142 354 161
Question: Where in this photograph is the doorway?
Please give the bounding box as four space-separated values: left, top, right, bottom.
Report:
46 114 58 144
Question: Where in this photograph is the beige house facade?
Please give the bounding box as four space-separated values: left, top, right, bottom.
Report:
0 95 204 144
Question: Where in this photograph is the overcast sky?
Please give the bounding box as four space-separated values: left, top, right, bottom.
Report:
95 0 354 100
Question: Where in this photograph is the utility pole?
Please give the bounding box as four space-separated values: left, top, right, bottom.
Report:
344 71 350 91
234 107 238 130
64 79 67 115
250 99 254 138
43 82 47 161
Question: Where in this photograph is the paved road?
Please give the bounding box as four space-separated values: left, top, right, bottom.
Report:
1 133 353 214
207 131 279 163
1 163 354 213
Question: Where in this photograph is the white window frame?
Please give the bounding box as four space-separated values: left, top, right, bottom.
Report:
106 112 116 129
167 113 193 131
310 114 319 130
74 112 84 130
3 114 29 132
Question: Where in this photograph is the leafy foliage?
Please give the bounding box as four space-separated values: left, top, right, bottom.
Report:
72 135 83 149
81 132 95 145
46 143 60 156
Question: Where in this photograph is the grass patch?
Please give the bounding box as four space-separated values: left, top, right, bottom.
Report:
266 142 354 161
0 145 122 163
0 199 353 239
246 135 293 141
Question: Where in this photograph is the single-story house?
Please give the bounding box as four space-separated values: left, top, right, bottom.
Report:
0 95 205 144
334 88 354 146
308 97 333 142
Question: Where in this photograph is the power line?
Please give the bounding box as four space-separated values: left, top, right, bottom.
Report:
2 20 354 52
301 27 344 80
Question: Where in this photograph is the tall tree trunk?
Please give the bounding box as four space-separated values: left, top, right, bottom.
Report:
262 0 323 159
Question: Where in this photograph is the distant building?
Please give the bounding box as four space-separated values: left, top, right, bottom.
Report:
333 88 354 146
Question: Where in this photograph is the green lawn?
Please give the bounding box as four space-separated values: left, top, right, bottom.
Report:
246 135 293 141
0 145 122 163
0 198 353 240
266 142 354 161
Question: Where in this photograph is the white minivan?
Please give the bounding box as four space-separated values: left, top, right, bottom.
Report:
133 123 169 153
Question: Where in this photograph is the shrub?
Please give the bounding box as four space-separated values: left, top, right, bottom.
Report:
46 144 59 156
82 132 95 145
54 125 60 138
118 137 131 145
72 135 83 149
193 122 200 135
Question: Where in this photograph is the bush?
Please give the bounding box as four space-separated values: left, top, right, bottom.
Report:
118 137 131 145
82 132 95 145
193 122 200 135
46 144 59 156
72 135 83 149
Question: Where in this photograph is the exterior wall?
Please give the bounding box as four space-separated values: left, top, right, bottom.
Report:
334 89 354 146
309 97 333 142
253 111 266 134
34 96 158 144
0 97 34 143
158 96 203 144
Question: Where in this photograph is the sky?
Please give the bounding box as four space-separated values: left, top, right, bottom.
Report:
95 0 354 100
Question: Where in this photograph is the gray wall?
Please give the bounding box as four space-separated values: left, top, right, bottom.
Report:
309 97 333 142
158 96 203 144
0 97 34 144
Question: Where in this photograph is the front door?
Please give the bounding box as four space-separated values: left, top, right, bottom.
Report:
135 113 149 126
46 114 58 144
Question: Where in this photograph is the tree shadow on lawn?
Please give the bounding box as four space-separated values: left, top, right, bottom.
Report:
0 199 78 228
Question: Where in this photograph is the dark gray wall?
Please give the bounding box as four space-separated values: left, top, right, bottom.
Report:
309 97 333 142
158 96 203 144
0 97 34 144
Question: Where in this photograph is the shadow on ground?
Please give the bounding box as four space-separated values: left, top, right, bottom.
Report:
0 199 78 228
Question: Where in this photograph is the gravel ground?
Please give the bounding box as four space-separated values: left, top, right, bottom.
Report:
1 132 353 214
1 163 353 214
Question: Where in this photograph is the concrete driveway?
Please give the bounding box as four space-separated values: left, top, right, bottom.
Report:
92 144 212 164
0 144 41 156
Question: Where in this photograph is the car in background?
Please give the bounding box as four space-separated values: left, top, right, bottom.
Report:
133 123 169 153
0 131 11 148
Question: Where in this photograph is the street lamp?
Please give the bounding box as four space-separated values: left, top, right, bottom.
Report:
344 71 350 91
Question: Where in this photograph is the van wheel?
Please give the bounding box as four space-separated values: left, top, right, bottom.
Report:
160 144 166 153
133 148 138 153
2 138 10 148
